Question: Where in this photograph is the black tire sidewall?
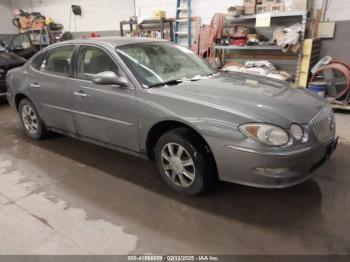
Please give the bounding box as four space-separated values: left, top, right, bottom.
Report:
155 129 208 196
19 99 45 140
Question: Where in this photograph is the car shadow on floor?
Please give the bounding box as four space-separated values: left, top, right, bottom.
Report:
5 124 327 230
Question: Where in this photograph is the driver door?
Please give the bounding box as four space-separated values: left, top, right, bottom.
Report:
71 45 139 151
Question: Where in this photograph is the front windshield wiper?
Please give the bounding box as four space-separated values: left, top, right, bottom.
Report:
147 79 183 88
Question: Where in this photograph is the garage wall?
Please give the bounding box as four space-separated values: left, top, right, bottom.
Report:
135 0 350 23
0 0 18 43
135 0 242 24
313 0 350 22
10 0 135 34
313 0 350 62
5 0 350 63
135 0 350 63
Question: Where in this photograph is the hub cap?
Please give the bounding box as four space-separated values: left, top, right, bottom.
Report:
161 143 195 187
21 105 38 134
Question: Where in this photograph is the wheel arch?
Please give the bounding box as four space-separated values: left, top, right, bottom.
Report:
146 120 217 170
15 93 30 111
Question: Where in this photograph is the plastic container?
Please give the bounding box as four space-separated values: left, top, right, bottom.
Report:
308 81 328 97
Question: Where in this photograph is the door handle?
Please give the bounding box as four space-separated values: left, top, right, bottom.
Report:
73 91 89 97
30 83 40 89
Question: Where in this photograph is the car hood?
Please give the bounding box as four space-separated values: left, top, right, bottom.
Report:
0 51 27 68
149 72 327 126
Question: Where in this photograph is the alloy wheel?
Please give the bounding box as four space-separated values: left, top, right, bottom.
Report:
160 142 196 187
21 104 39 135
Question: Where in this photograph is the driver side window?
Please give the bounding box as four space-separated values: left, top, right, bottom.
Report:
77 46 119 81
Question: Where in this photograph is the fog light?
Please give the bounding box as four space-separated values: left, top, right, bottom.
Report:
253 168 290 177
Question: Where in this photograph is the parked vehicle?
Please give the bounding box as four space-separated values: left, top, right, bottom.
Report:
6 37 338 195
0 38 27 100
7 33 38 59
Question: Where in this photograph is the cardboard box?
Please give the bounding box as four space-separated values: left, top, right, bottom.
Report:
270 2 285 12
292 0 307 11
244 0 256 3
256 3 270 13
153 10 166 19
244 3 256 15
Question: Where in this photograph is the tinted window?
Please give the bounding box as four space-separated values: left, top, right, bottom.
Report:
10 34 32 50
40 45 75 77
31 53 46 70
77 46 119 81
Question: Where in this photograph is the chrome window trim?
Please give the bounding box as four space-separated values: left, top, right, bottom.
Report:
28 44 77 80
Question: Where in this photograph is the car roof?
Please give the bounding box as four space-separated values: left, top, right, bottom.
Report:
56 37 168 48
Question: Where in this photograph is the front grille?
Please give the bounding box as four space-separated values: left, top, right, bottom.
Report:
310 104 335 144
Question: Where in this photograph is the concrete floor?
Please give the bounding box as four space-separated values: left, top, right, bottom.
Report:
0 102 349 255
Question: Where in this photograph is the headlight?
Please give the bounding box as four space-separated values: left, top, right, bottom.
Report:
239 123 290 146
290 124 303 141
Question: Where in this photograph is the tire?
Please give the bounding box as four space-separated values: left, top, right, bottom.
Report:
19 98 48 140
155 128 217 196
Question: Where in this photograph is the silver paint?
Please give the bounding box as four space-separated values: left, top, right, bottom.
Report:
6 37 337 188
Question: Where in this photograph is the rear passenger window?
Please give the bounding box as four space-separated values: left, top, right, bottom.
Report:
40 45 75 77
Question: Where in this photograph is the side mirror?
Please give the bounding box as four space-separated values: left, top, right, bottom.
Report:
92 71 129 87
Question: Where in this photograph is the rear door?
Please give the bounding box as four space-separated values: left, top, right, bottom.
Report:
70 44 139 151
28 45 77 133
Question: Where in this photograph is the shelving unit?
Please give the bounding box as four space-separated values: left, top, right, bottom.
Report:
214 45 282 50
215 11 310 85
28 28 51 48
120 18 174 41
225 11 307 21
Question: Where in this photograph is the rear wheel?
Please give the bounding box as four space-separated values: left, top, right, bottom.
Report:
155 128 216 195
19 98 47 140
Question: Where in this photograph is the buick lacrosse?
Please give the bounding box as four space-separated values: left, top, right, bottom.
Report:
7 37 337 195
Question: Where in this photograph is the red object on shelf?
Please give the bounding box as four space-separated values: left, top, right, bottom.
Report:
82 32 101 38
231 37 247 46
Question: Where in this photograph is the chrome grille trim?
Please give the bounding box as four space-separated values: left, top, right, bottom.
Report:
309 104 335 144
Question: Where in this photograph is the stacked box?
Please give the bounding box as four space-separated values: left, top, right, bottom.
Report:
256 3 270 13
153 10 166 19
292 0 307 11
256 0 287 13
270 2 285 12
244 0 256 15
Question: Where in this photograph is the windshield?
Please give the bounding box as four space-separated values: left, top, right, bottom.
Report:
116 42 217 87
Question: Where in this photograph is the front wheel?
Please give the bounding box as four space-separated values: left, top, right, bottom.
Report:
19 98 47 140
155 128 216 195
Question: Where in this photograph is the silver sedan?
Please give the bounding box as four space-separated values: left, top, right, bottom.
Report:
6 37 337 195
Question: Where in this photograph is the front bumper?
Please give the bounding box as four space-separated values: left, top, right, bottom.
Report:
206 136 338 188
